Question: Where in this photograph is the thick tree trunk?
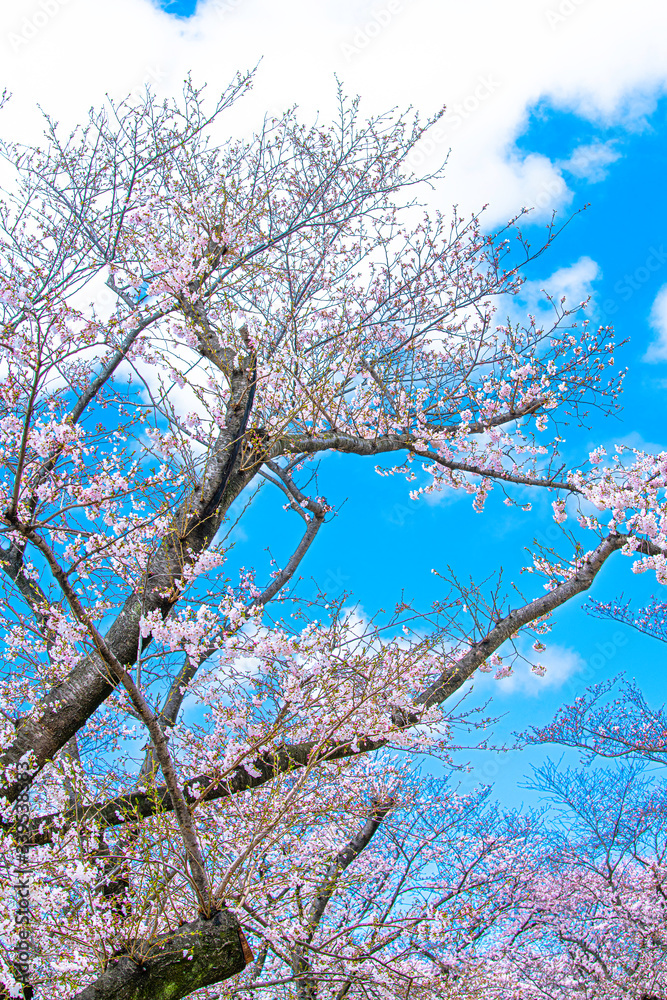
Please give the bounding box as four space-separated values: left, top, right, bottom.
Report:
0 364 260 804
73 909 249 1000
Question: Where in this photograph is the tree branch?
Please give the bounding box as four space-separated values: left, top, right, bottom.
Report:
4 512 215 915
277 431 573 491
415 533 646 709
291 799 393 1000
72 909 248 1000
0 362 263 804
303 799 393 944
257 461 327 605
26 534 651 841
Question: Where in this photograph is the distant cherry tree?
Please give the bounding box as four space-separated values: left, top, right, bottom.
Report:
526 596 667 766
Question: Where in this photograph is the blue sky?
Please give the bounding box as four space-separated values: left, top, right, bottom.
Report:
161 0 198 13
2 0 667 809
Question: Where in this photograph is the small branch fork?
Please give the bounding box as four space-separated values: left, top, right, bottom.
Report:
257 460 328 605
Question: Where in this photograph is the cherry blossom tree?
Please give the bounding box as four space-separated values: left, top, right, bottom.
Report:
211 772 542 1000
212 760 667 1000
0 71 665 998
524 594 667 767
468 761 667 1000
526 673 667 767
514 599 667 999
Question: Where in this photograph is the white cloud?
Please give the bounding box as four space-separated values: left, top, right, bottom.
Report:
559 141 621 183
1 0 667 234
474 643 586 698
595 428 667 457
643 284 667 362
512 255 601 329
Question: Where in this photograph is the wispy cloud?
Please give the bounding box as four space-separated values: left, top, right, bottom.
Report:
474 643 586 699
509 256 601 330
643 284 667 362
559 140 621 183
1 0 665 235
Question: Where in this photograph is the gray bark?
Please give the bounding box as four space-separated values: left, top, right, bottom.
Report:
292 801 393 1000
0 362 261 804
73 909 248 1000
